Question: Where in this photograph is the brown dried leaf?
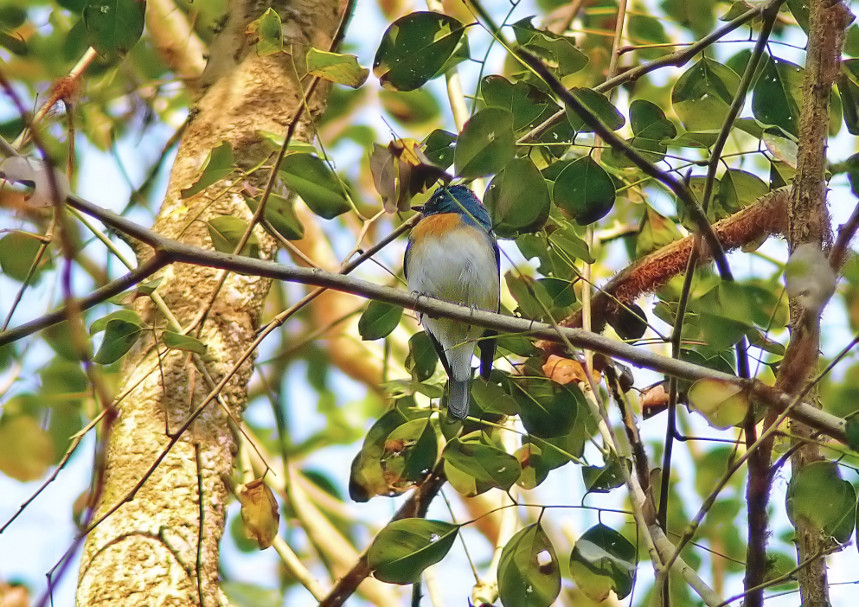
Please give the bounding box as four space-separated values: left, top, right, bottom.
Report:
542 354 601 385
238 478 280 549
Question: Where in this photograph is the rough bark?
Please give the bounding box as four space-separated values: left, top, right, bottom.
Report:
777 2 854 606
75 1 343 605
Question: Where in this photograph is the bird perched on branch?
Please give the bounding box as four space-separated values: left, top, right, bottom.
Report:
404 184 500 418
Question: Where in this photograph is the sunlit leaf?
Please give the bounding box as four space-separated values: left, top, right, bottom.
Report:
90 309 144 335
181 141 236 199
161 331 207 355
787 461 856 543
373 12 466 91
245 193 305 241
498 523 561 607
672 58 741 131
569 523 636 601
687 378 749 429
92 318 144 364
0 231 50 282
629 99 676 161
0 415 54 481
443 436 521 491
206 216 260 258
511 17 588 81
247 8 282 56
306 48 368 88
482 75 556 133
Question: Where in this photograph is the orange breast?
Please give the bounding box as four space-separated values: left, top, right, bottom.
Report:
411 213 463 241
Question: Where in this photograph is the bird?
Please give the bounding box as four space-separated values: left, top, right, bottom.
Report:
404 184 500 419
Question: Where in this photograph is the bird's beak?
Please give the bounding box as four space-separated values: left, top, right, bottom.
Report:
411 205 424 213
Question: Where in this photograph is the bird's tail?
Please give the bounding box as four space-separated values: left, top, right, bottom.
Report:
447 378 470 419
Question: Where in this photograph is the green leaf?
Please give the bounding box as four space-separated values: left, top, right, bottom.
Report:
511 359 585 438
93 319 144 364
245 193 305 241
484 157 550 237
553 156 616 225
787 461 856 543
350 405 423 502
373 12 466 91
0 415 55 482
569 523 636 601
565 88 625 132
752 55 803 137
206 216 260 258
422 129 456 170
380 89 441 125
471 377 518 416
162 331 207 355
511 17 588 81
717 169 768 213
625 99 676 162
306 48 369 88
180 141 236 199
367 519 459 584
607 303 648 341
539 277 576 308
839 61 859 135
0 231 50 282
482 75 556 133
627 13 670 60
514 443 550 489
636 204 683 257
454 108 515 179
406 331 438 382
247 8 282 56
547 224 594 264
89 309 144 334
505 273 554 321
358 301 403 340
582 458 625 493
279 153 351 219
498 523 561 607
672 58 741 131
381 417 438 488
443 436 521 491
222 580 281 607
845 416 859 452
82 0 145 60
687 378 749 429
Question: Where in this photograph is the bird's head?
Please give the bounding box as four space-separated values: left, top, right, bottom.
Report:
413 185 491 231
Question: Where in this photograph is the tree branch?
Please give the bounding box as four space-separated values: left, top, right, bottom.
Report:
552 188 789 334
0 193 844 444
776 2 854 605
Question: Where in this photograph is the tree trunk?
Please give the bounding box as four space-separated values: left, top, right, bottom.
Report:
75 2 343 605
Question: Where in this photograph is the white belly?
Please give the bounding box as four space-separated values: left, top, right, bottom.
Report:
407 227 499 381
